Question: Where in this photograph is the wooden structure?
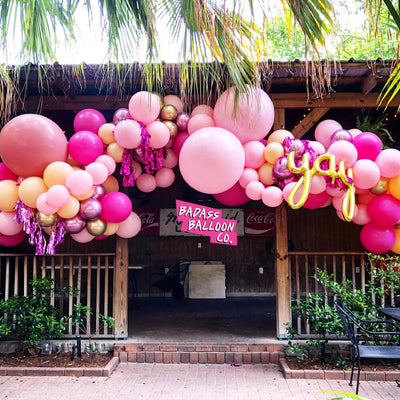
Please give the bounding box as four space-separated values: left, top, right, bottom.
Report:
1 60 400 339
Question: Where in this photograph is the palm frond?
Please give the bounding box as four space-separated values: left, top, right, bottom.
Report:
378 62 400 112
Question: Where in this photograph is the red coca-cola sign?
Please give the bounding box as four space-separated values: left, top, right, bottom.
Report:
136 209 159 236
244 209 275 236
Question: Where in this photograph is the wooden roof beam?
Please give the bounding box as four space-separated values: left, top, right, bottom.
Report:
291 108 330 138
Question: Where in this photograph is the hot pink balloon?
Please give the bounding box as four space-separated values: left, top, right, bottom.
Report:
328 141 358 168
100 192 132 223
0 163 17 181
367 193 400 227
213 182 250 206
187 114 215 135
128 91 161 124
116 211 142 238
239 168 259 188
73 109 106 134
179 127 245 194
213 86 274 144
147 121 170 149
46 185 70 208
96 154 116 175
66 170 93 196
136 174 157 192
360 223 396 253
172 131 189 157
36 192 59 215
0 230 26 247
314 120 342 149
0 114 68 177
303 192 330 209
114 119 142 149
353 203 371 225
352 131 382 160
69 130 104 165
0 212 23 235
243 141 266 169
261 186 283 207
245 181 264 200
375 148 400 178
352 159 381 189
85 162 109 185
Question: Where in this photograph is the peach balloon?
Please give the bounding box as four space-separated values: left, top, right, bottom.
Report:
102 175 119 193
43 161 74 187
106 142 124 163
18 177 48 208
136 174 157 192
239 168 259 188
258 163 274 186
187 114 215 135
389 174 400 200
104 222 119 236
267 129 294 145
163 95 183 114
243 141 265 169
0 180 19 212
57 196 80 219
191 104 214 118
98 123 116 145
162 148 178 168
73 187 94 201
264 142 284 164
155 168 175 188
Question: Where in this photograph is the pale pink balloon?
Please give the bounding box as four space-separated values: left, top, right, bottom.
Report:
129 91 161 124
36 193 59 215
163 95 183 114
46 185 70 208
114 119 142 149
243 141 266 169
328 140 358 167
187 114 215 135
310 174 326 194
191 104 214 118
353 203 371 225
116 211 142 238
147 121 170 148
336 205 359 222
314 120 342 149
245 181 264 200
155 168 175 188
239 168 259 188
85 162 109 185
96 154 116 175
131 160 142 178
65 170 94 196
261 186 283 207
375 148 400 178
162 148 178 168
352 159 381 189
179 127 245 194
332 194 346 210
308 140 326 155
283 181 301 204
136 174 157 192
0 211 23 235
71 228 95 243
213 86 274 144
325 186 344 197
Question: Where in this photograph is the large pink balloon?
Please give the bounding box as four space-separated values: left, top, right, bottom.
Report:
367 193 400 227
73 109 106 134
352 131 382 160
128 91 161 124
179 127 245 194
0 114 68 177
213 87 274 144
352 159 381 189
213 182 250 206
360 223 396 253
0 230 26 247
375 148 400 178
100 192 132 223
116 212 142 238
69 130 104 165
327 141 358 168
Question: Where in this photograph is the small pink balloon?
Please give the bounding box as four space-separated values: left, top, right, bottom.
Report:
136 174 157 192
308 140 326 155
191 104 214 118
360 223 395 253
0 230 26 247
155 168 175 188
116 211 142 238
187 114 215 135
69 130 104 165
114 119 142 149
310 174 326 194
85 162 109 185
46 185 70 208
353 203 371 225
70 228 95 243
332 194 346 211
0 163 17 181
261 186 283 207
353 131 382 160
243 141 266 169
66 170 94 196
147 121 170 148
314 120 342 149
36 192 59 215
213 182 250 206
336 205 359 222
327 140 358 168
100 192 132 223
283 181 301 204
129 91 161 124
375 148 400 178
367 193 400 227
162 148 178 168
131 160 142 178
0 212 23 235
352 159 381 189
95 154 116 175
172 131 189 157
239 168 259 188
73 109 106 134
325 186 344 197
245 181 264 200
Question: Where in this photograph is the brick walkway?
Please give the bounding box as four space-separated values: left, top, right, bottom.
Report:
0 363 399 400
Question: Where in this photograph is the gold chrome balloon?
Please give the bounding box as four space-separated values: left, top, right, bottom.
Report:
160 105 178 121
86 218 107 236
36 212 57 227
370 178 388 195
163 120 178 138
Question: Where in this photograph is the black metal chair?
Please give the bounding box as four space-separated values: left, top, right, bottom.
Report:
148 261 191 300
334 300 400 394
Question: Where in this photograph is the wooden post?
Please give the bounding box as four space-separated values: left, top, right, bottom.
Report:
273 107 291 339
114 237 129 339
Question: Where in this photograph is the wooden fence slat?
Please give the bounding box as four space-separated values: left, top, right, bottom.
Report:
96 256 101 334
14 256 19 296
23 256 28 297
5 257 10 300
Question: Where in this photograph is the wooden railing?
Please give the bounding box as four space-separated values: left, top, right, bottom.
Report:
288 252 367 336
0 253 115 338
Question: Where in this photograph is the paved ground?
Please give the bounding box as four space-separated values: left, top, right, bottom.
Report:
0 363 399 400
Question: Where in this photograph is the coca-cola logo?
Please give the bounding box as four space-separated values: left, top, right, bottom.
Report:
139 212 156 224
246 212 274 225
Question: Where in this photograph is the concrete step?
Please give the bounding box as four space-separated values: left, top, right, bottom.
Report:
114 343 284 364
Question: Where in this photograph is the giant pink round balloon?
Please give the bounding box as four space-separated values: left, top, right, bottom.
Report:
0 114 68 177
213 87 274 144
179 127 245 194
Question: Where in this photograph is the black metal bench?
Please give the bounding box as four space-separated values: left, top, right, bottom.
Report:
334 300 400 394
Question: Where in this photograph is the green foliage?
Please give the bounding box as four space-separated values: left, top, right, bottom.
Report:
356 111 395 148
321 390 371 399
